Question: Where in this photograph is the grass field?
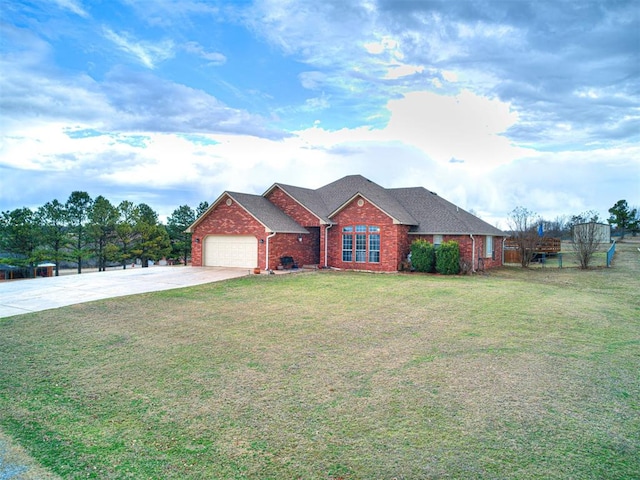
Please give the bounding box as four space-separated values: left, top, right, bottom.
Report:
1 241 639 479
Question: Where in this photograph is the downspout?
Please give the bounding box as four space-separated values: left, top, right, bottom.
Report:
265 232 276 271
324 224 333 268
470 234 476 272
502 237 506 265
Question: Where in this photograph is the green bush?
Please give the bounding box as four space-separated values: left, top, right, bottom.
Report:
436 240 460 275
410 239 436 273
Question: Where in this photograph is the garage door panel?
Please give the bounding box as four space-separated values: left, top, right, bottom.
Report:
204 235 257 268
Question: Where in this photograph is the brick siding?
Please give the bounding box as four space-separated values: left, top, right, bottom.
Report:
266 188 322 227
193 191 504 272
268 233 317 270
410 234 504 271
267 187 324 266
191 194 266 267
328 196 404 272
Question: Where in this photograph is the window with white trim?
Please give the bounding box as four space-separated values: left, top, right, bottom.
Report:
342 226 353 261
433 234 443 247
485 235 493 258
369 231 380 262
342 225 381 264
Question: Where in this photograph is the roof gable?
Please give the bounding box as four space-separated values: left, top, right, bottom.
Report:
186 191 308 234
317 175 417 224
264 183 330 224
328 192 403 224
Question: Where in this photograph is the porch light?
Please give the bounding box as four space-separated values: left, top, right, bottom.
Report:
195 238 200 244
298 236 303 242
260 239 264 244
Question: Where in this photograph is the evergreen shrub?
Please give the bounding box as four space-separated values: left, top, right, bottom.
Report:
436 240 460 275
410 239 435 273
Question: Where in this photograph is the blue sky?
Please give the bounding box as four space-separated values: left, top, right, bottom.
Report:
1 0 638 226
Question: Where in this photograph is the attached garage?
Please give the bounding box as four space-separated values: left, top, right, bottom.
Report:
187 191 310 270
204 235 257 268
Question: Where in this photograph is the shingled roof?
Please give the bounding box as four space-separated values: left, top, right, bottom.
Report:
268 183 332 224
187 191 308 234
190 175 504 236
389 187 504 236
272 175 418 225
268 175 503 236
317 175 418 224
227 192 309 234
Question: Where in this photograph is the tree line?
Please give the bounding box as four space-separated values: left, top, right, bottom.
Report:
2 193 637 276
0 192 210 277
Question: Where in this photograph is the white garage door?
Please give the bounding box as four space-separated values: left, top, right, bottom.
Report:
204 235 258 268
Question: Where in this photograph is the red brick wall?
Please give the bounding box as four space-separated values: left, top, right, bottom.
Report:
397 225 412 266
191 194 266 267
327 196 402 272
266 188 321 227
456 235 504 270
267 187 325 267
267 232 318 270
409 234 505 270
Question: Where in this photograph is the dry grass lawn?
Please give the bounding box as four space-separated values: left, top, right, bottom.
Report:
1 240 639 479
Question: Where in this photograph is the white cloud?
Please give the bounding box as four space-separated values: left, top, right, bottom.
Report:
363 36 400 55
384 90 528 168
384 64 424 80
102 28 175 69
442 71 458 83
299 71 326 89
182 41 226 65
52 0 89 18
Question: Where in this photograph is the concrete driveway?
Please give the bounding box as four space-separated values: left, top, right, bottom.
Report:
0 266 250 318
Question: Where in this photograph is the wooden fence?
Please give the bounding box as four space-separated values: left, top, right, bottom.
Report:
504 237 562 264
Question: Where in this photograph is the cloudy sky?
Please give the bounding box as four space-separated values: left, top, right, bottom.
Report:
1 0 638 226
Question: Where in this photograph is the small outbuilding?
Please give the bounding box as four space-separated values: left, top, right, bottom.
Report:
36 262 57 277
573 222 611 244
0 264 21 280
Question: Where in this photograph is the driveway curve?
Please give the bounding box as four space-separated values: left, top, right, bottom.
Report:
0 266 249 318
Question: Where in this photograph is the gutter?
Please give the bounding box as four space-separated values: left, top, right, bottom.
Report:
324 224 333 268
265 232 276 271
470 234 476 273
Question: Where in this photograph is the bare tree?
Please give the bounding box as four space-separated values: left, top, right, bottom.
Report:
544 214 570 239
572 221 603 269
507 206 539 267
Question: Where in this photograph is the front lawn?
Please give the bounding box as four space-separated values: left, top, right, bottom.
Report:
1 242 639 479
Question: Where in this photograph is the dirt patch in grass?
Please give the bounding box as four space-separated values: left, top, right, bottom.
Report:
1 243 639 478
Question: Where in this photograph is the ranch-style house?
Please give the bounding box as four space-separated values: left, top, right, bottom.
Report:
187 175 506 272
